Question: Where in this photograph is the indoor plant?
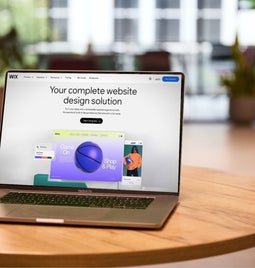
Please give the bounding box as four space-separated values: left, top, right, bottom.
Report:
0 28 24 119
0 27 37 118
221 35 255 124
0 27 25 86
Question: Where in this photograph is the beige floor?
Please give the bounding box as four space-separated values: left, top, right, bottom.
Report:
136 123 255 268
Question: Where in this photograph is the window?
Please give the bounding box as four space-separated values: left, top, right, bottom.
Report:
197 19 220 43
156 19 179 42
48 0 68 41
114 19 138 42
197 0 222 43
114 0 138 43
156 0 180 8
50 0 68 8
115 0 138 8
155 0 181 42
198 0 221 9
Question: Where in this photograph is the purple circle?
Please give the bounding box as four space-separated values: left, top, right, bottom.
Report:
75 141 103 173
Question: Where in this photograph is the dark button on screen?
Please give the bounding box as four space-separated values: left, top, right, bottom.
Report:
80 118 103 124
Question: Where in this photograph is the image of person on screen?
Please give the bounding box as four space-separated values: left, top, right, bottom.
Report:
123 145 142 176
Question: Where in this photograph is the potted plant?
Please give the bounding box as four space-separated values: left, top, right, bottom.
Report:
0 28 26 85
221 35 255 124
0 28 22 120
0 27 37 120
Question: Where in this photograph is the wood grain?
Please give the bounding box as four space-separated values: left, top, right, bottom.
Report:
0 166 254 267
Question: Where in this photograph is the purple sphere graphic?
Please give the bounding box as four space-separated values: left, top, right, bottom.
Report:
75 141 103 173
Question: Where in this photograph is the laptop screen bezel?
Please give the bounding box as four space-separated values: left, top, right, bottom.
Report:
0 70 185 196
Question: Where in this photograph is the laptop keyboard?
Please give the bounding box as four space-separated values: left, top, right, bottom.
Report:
0 192 154 209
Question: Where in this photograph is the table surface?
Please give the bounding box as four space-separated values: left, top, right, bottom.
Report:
0 166 254 267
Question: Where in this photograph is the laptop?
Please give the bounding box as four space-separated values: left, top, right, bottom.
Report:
0 70 184 229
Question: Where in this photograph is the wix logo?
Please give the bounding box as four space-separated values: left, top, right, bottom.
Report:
9 74 18 79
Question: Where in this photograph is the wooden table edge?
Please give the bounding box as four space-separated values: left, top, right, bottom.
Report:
0 233 254 267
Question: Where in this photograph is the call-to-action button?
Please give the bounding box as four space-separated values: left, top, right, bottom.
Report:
80 118 103 124
162 76 179 82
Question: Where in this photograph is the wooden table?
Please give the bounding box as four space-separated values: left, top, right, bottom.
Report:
0 166 254 267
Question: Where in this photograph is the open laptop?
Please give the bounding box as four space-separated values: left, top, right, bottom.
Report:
0 70 184 229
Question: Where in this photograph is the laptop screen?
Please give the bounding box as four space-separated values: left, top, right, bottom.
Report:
0 71 184 193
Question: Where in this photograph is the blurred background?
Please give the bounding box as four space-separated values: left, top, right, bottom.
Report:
1 0 255 123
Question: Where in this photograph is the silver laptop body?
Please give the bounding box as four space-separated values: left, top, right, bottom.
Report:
0 70 184 229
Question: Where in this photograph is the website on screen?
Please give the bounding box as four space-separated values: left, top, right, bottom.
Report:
0 72 183 192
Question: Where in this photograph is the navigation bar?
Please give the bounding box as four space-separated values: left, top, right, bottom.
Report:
7 72 182 84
